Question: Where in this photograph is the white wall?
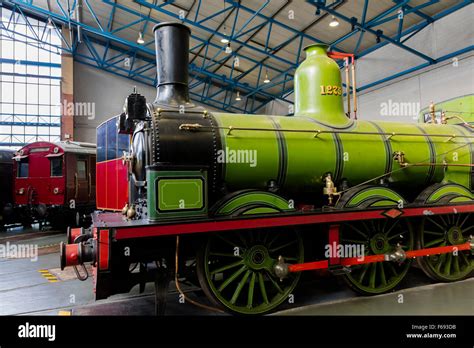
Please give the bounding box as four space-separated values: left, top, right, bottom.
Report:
357 53 473 122
73 62 157 143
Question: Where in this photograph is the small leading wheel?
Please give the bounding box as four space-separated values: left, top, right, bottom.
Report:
417 213 474 282
197 228 303 315
340 219 414 295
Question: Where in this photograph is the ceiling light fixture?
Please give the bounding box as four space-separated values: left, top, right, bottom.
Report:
137 31 145 44
329 16 339 27
235 91 241 101
225 42 232 54
263 72 271 84
221 26 229 44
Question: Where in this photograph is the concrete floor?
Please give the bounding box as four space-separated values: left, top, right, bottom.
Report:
277 277 474 315
0 226 473 316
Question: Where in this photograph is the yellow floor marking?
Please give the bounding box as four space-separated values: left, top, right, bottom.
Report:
38 270 59 282
58 310 72 316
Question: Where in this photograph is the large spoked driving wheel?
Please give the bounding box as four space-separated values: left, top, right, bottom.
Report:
197 229 303 315
417 213 474 281
341 219 414 295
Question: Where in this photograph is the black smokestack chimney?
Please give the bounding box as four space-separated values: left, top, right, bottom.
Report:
153 22 194 107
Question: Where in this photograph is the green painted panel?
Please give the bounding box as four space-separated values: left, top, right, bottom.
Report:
339 121 387 185
242 207 280 215
375 122 433 187
422 124 471 188
371 200 399 207
147 169 207 221
213 114 279 191
277 116 337 192
216 191 292 216
158 178 203 211
450 196 473 203
427 185 474 203
347 188 404 207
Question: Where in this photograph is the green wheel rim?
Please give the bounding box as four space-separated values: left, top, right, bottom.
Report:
199 229 303 315
341 219 414 295
417 213 474 281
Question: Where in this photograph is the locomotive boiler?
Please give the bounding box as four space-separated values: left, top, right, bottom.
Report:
61 22 474 315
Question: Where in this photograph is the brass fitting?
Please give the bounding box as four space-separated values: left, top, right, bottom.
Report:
126 204 136 219
393 151 408 167
429 101 436 124
122 203 129 215
441 111 448 124
179 123 203 131
323 173 340 205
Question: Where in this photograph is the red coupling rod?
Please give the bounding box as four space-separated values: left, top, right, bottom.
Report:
288 242 471 273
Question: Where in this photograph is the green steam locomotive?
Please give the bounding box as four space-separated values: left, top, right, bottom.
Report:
61 22 474 315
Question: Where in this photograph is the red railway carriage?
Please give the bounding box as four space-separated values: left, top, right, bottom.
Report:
13 141 96 228
96 117 130 212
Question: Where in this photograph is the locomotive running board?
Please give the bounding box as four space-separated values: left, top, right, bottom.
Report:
109 203 474 240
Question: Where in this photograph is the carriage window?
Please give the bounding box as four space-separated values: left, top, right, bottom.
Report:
77 160 87 179
97 124 106 162
17 159 29 178
50 158 63 177
106 119 117 160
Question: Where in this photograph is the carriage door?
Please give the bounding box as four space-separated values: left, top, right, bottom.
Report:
75 156 90 204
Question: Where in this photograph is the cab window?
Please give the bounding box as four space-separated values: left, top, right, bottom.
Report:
97 123 106 162
17 159 29 178
50 158 63 177
106 119 117 160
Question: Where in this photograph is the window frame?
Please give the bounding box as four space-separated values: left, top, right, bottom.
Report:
77 159 87 180
49 157 63 177
16 158 29 178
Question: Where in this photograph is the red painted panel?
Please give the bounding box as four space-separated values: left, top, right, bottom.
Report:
328 224 340 265
116 159 129 210
113 204 474 240
96 159 128 211
106 160 117 210
99 229 109 270
96 162 107 209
